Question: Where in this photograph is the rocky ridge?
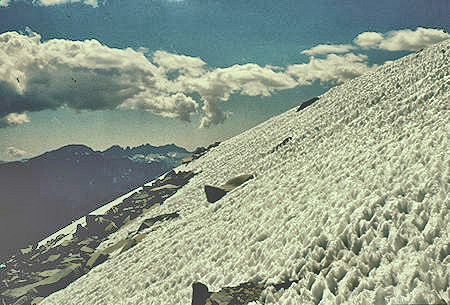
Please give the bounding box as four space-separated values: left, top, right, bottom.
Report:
0 170 196 305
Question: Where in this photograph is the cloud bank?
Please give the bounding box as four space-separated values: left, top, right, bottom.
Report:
1 30 370 128
355 27 449 51
1 27 446 128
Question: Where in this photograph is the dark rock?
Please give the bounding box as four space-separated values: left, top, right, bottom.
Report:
192 281 264 305
270 136 293 153
85 215 117 236
192 282 211 305
183 142 220 165
204 185 228 203
296 97 319 112
137 212 180 233
205 174 254 203
73 224 89 240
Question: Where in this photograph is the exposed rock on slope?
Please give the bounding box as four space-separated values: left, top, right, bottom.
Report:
204 174 254 203
0 170 196 305
0 144 191 259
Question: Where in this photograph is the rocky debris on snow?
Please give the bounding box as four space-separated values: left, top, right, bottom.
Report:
269 136 293 153
296 96 319 112
204 174 254 203
182 142 221 165
0 170 196 305
192 281 264 305
137 212 180 233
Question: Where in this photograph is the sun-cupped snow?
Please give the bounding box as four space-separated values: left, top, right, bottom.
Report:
41 40 449 305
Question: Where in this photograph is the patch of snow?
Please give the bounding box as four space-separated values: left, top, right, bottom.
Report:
41 40 449 305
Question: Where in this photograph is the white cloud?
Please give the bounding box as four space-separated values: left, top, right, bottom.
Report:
182 64 298 127
355 27 449 51
0 30 300 128
0 113 30 127
38 0 98 7
120 92 199 122
301 44 356 55
6 146 28 159
153 50 207 78
9 27 437 129
0 0 98 6
354 32 384 49
287 53 376 85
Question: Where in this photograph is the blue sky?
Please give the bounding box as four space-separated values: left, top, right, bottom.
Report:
0 0 448 160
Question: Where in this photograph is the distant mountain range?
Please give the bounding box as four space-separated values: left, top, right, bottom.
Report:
0 143 192 259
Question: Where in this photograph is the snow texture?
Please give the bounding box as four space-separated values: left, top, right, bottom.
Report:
41 40 449 304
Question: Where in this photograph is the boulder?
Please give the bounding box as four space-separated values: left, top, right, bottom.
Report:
192 282 211 305
137 212 180 233
296 97 319 112
192 281 263 305
73 224 89 240
205 174 254 203
204 186 228 203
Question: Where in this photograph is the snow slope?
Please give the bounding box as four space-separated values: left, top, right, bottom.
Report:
41 40 449 304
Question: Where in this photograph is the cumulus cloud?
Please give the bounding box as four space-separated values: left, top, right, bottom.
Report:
0 30 301 128
0 113 30 127
301 44 356 55
6 146 28 159
182 63 298 127
353 32 384 49
8 27 439 129
355 27 449 51
287 53 376 85
120 92 199 122
0 30 178 124
153 50 206 77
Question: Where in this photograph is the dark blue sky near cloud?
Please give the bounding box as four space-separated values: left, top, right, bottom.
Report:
0 0 448 160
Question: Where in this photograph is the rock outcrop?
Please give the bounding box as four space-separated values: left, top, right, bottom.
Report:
182 142 221 165
204 174 254 203
0 170 196 305
192 281 264 305
296 97 319 112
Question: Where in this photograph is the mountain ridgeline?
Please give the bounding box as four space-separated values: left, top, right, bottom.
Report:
0 143 191 259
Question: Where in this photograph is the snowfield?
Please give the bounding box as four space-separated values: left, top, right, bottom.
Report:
41 40 449 304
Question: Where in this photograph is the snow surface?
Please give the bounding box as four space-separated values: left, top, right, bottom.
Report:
41 40 449 304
